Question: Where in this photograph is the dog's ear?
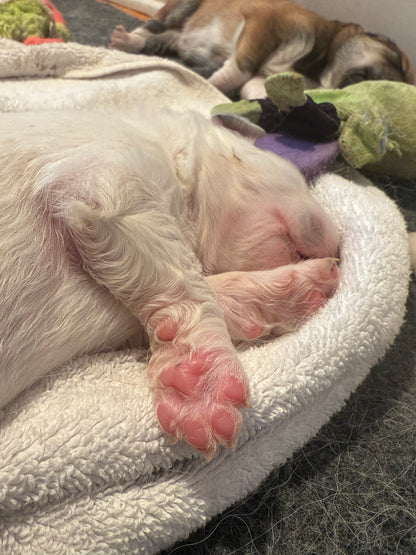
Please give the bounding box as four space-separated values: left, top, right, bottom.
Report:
212 114 266 142
397 52 414 85
368 32 415 84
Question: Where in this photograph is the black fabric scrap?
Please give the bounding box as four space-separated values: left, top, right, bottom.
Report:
257 97 340 142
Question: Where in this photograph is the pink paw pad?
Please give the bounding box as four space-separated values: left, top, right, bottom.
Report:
219 374 250 406
156 396 243 456
304 260 339 311
211 407 241 447
156 399 178 436
159 353 208 396
182 419 212 452
153 348 250 456
156 318 179 342
242 322 264 339
156 394 215 452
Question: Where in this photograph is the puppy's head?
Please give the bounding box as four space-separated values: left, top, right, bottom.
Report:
322 26 414 88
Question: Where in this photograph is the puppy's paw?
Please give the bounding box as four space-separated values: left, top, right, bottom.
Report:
148 325 249 458
270 257 339 332
110 26 147 53
210 257 339 340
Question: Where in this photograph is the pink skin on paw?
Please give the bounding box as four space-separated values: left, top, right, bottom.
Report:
209 257 340 342
219 374 249 406
211 407 240 445
306 263 339 310
156 318 179 341
159 353 208 396
151 345 249 456
243 322 264 339
182 419 212 452
157 395 207 448
156 395 242 456
156 400 178 436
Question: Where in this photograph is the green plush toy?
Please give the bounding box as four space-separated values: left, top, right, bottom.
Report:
213 72 416 178
307 80 416 178
0 0 70 43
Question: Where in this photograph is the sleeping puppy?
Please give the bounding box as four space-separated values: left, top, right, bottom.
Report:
110 0 414 98
0 108 339 457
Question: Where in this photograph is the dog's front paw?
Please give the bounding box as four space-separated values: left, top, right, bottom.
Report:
209 257 339 340
110 26 147 53
147 324 250 457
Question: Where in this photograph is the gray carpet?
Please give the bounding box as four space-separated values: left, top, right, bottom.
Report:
50 1 416 553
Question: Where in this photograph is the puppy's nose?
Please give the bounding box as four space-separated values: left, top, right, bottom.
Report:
298 209 340 259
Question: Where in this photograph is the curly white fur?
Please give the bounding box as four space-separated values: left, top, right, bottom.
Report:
0 107 339 455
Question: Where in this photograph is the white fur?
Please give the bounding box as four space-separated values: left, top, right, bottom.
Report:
0 107 339 454
209 57 252 93
260 31 315 77
110 25 149 53
178 17 232 65
240 76 267 100
238 33 316 98
207 18 251 92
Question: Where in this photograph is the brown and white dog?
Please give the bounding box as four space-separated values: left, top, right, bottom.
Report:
0 107 339 457
110 0 414 98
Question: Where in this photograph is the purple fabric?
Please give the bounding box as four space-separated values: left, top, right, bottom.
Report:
255 133 340 182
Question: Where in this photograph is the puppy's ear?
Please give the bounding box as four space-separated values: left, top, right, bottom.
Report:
212 114 266 142
368 32 415 84
399 52 414 85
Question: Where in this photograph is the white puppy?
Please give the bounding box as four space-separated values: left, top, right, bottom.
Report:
0 108 339 457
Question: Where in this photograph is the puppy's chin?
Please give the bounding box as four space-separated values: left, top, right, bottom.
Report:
321 35 410 89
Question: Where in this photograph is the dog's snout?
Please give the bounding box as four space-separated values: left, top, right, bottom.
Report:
298 208 340 259
302 213 325 245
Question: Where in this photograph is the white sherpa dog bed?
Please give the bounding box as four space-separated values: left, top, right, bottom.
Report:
0 41 410 554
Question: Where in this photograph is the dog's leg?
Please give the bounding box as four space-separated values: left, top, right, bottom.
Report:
209 7 315 95
208 19 253 93
208 258 339 341
110 25 181 56
208 10 277 93
110 25 149 53
240 76 267 99
155 0 203 29
65 202 249 457
110 0 202 54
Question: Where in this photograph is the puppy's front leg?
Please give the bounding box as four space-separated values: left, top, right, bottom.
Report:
67 203 249 457
208 10 275 93
110 25 181 57
208 258 339 341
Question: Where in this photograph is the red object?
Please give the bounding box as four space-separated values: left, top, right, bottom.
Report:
42 0 66 26
23 37 64 45
22 0 67 45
